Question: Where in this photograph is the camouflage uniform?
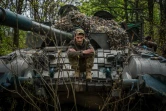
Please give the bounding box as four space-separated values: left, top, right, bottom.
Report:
162 44 166 58
67 39 94 72
140 40 157 52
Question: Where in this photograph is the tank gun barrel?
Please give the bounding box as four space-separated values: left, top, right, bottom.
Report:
0 7 73 40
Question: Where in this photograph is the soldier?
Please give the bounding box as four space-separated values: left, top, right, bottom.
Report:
67 29 95 80
162 43 166 58
139 36 157 52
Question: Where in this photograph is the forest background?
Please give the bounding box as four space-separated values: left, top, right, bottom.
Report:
0 0 166 55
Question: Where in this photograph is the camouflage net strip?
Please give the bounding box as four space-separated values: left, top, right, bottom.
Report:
54 10 129 49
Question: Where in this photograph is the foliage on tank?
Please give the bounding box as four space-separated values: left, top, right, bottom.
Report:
54 9 128 49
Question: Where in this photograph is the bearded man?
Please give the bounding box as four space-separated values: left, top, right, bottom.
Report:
67 29 95 80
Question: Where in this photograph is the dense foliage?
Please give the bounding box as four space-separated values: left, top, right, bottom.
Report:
0 0 166 55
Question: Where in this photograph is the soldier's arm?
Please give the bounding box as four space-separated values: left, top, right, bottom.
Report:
138 41 146 46
82 43 95 55
147 41 157 51
148 41 157 46
67 41 83 57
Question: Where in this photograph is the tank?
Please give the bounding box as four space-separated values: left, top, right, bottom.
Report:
0 5 166 110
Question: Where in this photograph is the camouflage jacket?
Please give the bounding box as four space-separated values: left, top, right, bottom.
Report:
140 40 157 48
67 39 94 58
140 40 157 51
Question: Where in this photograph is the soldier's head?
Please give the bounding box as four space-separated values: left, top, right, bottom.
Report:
145 36 152 41
74 28 85 45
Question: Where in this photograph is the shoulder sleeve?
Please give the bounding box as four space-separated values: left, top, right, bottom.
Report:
67 40 82 57
85 39 94 49
68 40 75 49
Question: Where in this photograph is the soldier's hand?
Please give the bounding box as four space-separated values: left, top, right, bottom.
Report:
69 48 76 52
82 49 94 54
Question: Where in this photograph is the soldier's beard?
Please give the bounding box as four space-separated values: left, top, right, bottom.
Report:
76 41 83 46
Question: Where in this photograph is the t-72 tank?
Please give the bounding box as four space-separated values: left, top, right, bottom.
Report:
0 5 166 111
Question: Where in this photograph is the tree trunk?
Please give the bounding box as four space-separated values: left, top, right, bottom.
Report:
13 28 19 48
124 0 128 22
148 0 154 37
159 0 166 45
135 0 139 22
13 0 24 49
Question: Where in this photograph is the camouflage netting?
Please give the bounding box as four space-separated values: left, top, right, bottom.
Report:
54 10 128 49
